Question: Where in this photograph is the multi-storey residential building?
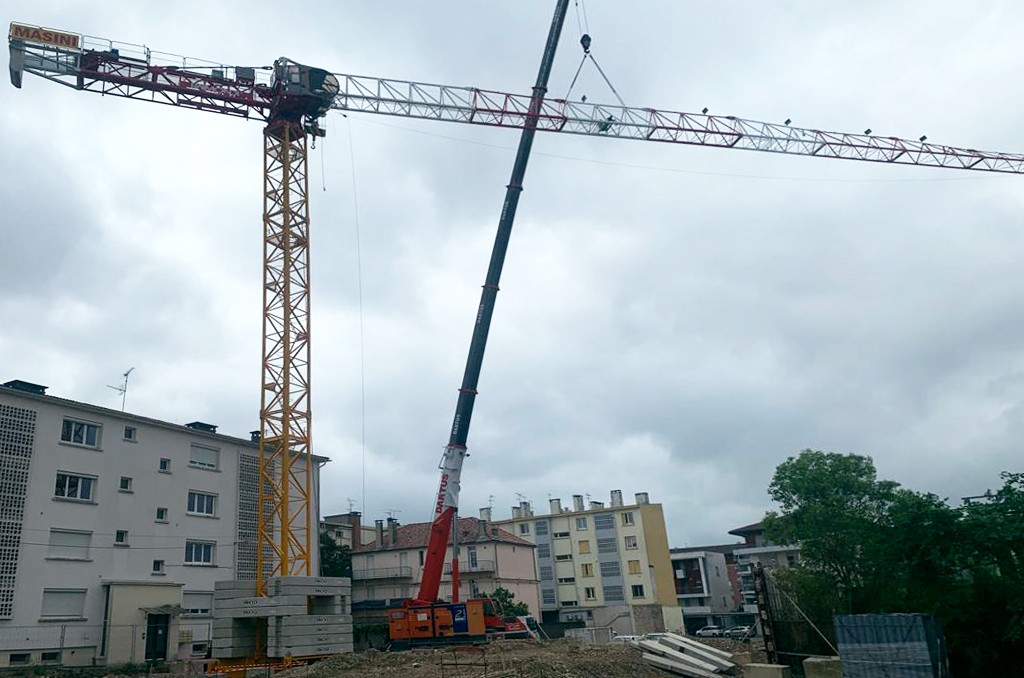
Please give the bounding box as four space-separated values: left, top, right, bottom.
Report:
320 512 376 550
349 517 539 614
670 544 754 634
729 522 801 612
0 380 323 667
491 490 683 636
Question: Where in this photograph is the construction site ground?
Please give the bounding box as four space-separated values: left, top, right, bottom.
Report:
280 637 767 678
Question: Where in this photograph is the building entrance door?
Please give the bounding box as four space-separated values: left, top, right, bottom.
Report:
144 613 170 661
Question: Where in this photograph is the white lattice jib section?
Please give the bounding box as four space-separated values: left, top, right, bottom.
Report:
0 404 36 618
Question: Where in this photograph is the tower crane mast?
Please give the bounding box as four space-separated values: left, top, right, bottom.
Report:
9 6 1024 653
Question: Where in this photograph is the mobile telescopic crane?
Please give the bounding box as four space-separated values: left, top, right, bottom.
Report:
10 0 1024 655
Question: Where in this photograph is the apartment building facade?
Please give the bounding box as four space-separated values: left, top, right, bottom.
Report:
729 522 801 612
349 517 539 614
491 490 683 636
0 380 323 667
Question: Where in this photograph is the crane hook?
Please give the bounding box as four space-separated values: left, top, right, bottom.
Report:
580 34 591 54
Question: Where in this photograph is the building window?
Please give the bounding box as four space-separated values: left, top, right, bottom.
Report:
557 577 576 584
187 491 217 516
54 472 95 502
47 529 91 561
152 559 165 574
541 589 556 605
156 507 169 522
621 511 635 526
555 554 573 561
60 418 101 448
119 476 133 492
183 591 213 616
597 537 617 554
115 530 129 545
123 426 137 442
185 540 214 566
537 543 551 559
624 535 638 550
40 589 87 619
599 561 621 577
553 531 570 539
40 651 61 663
8 653 30 665
631 584 646 598
418 550 424 566
561 600 579 607
578 539 591 554
581 563 594 578
594 513 615 530
190 643 208 658
575 516 588 531
539 565 553 581
189 444 219 470
628 559 642 575
534 521 549 536
518 523 530 535
159 457 171 473
584 587 596 600
603 585 624 602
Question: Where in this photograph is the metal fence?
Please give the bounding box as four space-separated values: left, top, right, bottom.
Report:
754 563 837 676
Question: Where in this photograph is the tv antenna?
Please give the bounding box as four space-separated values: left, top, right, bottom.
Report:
384 508 402 520
107 367 135 411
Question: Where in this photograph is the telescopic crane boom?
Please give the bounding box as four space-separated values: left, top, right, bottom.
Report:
10 8 1024 650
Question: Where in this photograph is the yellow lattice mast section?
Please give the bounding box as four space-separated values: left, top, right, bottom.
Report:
256 116 315 595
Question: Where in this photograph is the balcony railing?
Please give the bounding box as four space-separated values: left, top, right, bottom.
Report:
443 560 495 575
352 566 413 580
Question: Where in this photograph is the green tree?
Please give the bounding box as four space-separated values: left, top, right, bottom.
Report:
319 531 352 578
483 586 530 616
763 450 1024 676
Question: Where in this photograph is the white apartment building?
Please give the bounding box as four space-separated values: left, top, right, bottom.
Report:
491 490 683 636
669 546 737 633
0 380 323 667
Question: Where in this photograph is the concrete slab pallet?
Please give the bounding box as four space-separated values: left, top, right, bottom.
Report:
641 652 719 678
269 576 351 587
659 634 736 671
269 642 353 657
639 640 720 674
271 623 353 636
214 604 308 619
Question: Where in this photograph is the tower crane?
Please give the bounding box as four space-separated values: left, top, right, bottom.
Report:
9 0 1024 654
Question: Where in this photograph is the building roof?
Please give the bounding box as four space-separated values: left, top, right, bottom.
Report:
0 380 330 462
358 517 532 552
728 521 765 537
670 542 746 556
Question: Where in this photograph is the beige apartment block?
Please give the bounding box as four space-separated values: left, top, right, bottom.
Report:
491 490 683 636
349 517 540 615
0 379 325 668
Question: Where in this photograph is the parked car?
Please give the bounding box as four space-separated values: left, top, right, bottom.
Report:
643 632 668 641
694 625 723 638
724 625 752 639
611 635 641 645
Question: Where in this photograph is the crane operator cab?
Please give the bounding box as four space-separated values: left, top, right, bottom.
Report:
271 57 339 135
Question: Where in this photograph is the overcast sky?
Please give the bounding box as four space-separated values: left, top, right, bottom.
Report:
4 1 1024 547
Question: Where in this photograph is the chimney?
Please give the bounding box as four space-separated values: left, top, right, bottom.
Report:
610 489 623 507
186 421 218 434
375 519 384 548
572 495 585 512
635 492 650 505
512 506 522 519
478 519 488 539
589 500 605 510
479 507 492 522
2 380 48 395
249 430 261 444
350 512 362 548
549 498 562 514
520 500 532 517
387 517 399 546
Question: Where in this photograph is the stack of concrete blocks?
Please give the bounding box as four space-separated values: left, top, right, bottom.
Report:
211 577 352 659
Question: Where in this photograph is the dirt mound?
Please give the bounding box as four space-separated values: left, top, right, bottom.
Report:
280 639 671 678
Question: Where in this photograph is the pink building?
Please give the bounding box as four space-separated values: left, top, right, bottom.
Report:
350 517 540 615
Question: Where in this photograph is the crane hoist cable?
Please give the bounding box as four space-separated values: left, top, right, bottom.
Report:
564 32 626 109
